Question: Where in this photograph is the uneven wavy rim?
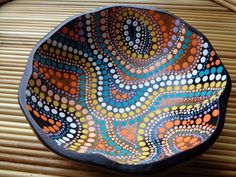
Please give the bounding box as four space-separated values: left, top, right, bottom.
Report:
18 5 232 175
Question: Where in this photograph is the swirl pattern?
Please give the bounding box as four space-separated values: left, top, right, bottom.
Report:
24 6 228 165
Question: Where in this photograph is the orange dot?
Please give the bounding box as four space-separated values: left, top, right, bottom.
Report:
121 129 128 136
188 56 194 62
190 137 198 144
43 126 49 133
112 90 117 94
71 81 77 87
53 125 59 131
211 51 215 56
206 64 210 68
48 126 55 133
167 65 173 71
48 69 54 75
177 142 185 148
180 146 188 151
34 62 39 67
190 48 197 54
69 30 74 37
56 121 62 127
41 115 47 121
122 94 128 99
196 118 202 125
182 120 187 125
39 67 44 73
70 88 77 94
192 39 198 46
193 141 200 147
44 73 50 79
62 27 68 34
174 120 180 126
70 74 76 80
212 109 219 117
158 20 164 25
26 105 32 111
64 85 69 92
154 14 160 20
98 144 105 149
57 82 63 89
182 62 189 68
159 134 164 139
161 26 166 32
116 95 121 99
125 76 131 81
63 73 69 79
33 110 40 118
203 114 211 122
165 121 174 129
176 136 184 143
174 64 181 71
127 134 135 140
48 119 55 125
159 127 165 133
56 71 62 78
51 79 56 84
184 137 191 142
215 59 221 65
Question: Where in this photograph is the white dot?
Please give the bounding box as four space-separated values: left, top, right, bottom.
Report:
195 77 201 83
136 102 141 107
26 90 31 96
192 70 198 76
216 74 221 80
221 75 226 81
63 137 70 142
67 133 74 139
204 42 208 48
209 74 215 80
174 80 179 85
202 76 208 82
70 129 76 134
180 79 186 85
203 49 208 56
130 105 136 110
66 117 73 122
197 64 203 70
107 105 112 111
70 123 77 128
31 96 37 103
201 57 206 63
59 112 65 118
44 105 50 112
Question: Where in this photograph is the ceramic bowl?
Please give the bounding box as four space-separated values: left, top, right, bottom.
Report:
19 5 231 175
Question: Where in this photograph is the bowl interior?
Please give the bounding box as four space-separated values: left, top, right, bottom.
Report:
22 6 228 167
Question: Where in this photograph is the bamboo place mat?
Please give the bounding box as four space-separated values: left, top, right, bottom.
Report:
0 0 236 177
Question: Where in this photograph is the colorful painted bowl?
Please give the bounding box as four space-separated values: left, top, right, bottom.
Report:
19 5 231 175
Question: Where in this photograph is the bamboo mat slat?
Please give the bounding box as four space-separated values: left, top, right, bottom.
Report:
0 0 236 177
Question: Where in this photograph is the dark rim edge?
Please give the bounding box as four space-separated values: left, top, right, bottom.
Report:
18 4 232 175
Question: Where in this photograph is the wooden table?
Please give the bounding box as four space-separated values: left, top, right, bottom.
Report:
0 0 236 176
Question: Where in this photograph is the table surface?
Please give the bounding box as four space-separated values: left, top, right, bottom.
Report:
0 0 236 177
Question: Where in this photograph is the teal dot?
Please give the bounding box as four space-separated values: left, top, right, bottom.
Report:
186 31 192 37
211 67 216 74
217 66 223 73
129 119 135 125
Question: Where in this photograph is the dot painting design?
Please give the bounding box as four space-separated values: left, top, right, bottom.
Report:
23 7 228 165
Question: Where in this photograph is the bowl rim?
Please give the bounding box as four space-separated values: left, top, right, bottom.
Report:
18 4 232 175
